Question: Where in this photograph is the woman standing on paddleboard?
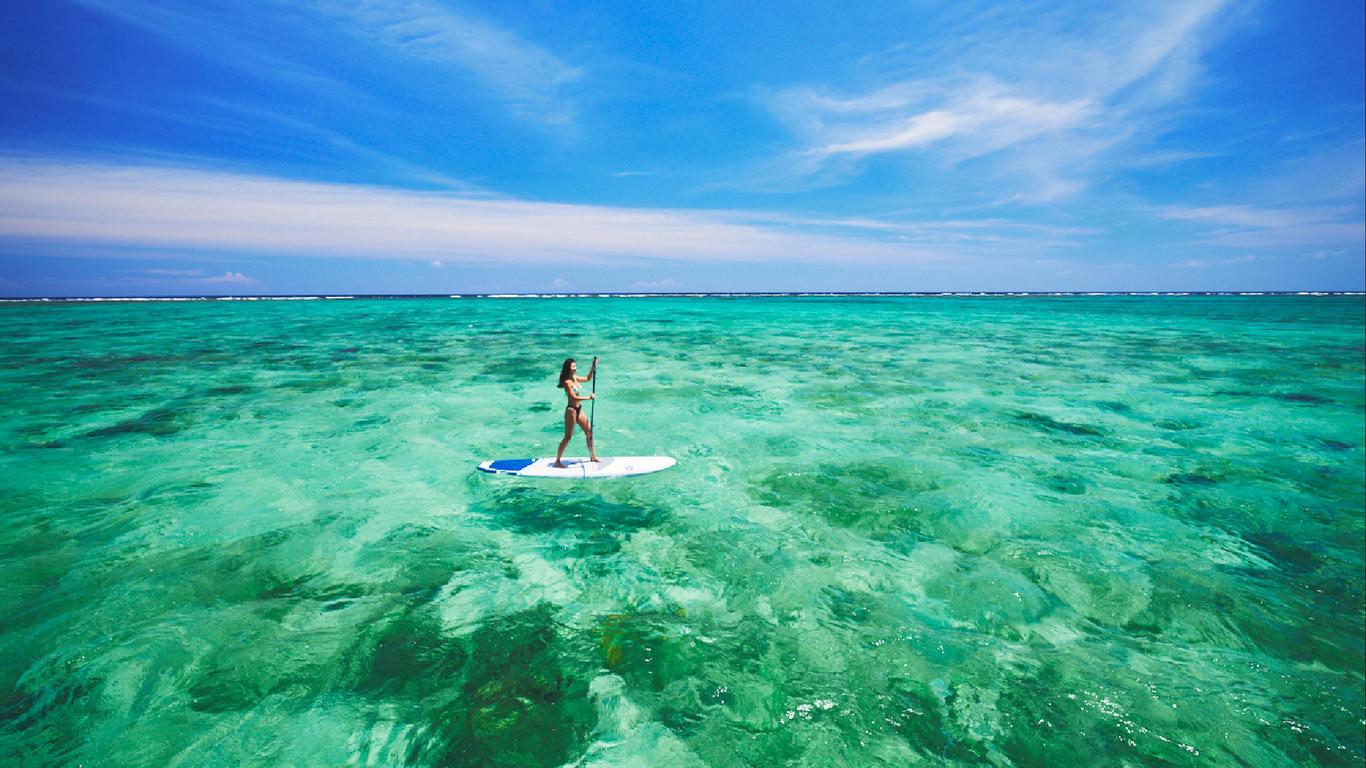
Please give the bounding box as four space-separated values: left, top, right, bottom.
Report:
555 356 598 467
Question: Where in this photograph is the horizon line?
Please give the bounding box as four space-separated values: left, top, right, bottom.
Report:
2 290 1363 303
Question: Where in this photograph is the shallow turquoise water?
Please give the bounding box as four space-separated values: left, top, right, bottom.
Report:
1 296 1362 767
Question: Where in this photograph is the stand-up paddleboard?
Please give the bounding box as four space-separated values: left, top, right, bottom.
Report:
477 456 675 479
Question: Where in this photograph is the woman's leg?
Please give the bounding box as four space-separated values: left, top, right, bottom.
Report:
555 408 575 467
576 409 597 460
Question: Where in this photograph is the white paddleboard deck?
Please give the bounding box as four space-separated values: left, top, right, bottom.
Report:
477 456 676 479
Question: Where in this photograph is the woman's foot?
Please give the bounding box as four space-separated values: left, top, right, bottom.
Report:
553 460 566 468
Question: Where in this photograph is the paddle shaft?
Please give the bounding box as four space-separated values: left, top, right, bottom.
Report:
590 358 597 431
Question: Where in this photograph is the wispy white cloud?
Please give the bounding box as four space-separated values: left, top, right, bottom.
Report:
711 210 1101 251
1191 224 1364 249
68 0 366 101
796 88 1098 165
1161 204 1365 249
315 0 582 124
757 0 1230 201
1248 141 1366 206
1140 137 1365 252
6 83 484 192
810 217 1102 237
630 278 678 290
190 97 487 191
69 0 583 127
1160 205 1355 229
126 268 211 277
1170 254 1259 269
200 271 255 284
108 268 257 287
0 159 951 267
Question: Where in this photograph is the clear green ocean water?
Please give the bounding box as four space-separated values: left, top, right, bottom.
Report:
1 295 1362 767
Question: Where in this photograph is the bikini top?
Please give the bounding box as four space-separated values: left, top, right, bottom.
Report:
570 383 582 396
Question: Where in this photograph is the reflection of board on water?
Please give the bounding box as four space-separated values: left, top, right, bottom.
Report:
476 456 676 479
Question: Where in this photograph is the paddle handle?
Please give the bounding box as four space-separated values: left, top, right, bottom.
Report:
590 356 597 431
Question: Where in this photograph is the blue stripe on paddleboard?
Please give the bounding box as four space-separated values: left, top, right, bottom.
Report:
484 458 535 473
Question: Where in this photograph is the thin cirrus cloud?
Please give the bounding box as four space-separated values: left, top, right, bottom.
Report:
1160 205 1357 229
1161 205 1365 249
1171 254 1259 269
202 271 255 284
758 0 1229 200
791 88 1098 164
69 0 583 126
313 0 583 124
67 0 367 103
0 159 950 267
111 269 257 287
719 210 1101 252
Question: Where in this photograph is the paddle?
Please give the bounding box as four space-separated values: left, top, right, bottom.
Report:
590 355 598 432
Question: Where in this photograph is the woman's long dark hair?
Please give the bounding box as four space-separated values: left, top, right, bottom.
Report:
557 358 575 389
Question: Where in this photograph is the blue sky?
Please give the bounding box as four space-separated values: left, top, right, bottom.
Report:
0 0 1362 295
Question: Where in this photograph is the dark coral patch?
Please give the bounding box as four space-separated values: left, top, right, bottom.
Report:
1165 472 1219 487
83 408 183 438
1273 393 1332 405
472 487 668 538
431 606 597 767
1013 411 1105 437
